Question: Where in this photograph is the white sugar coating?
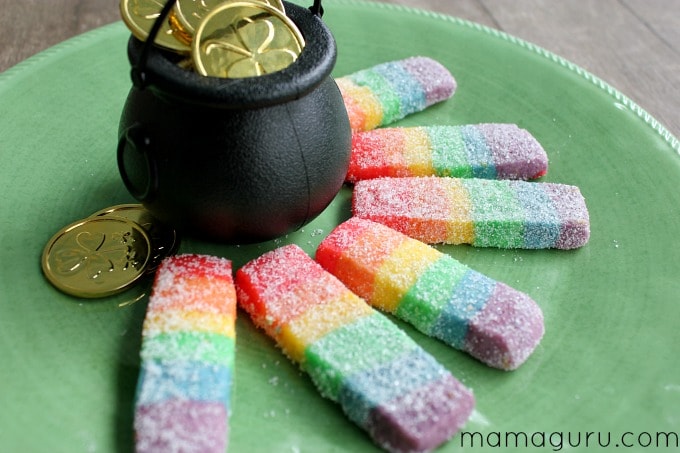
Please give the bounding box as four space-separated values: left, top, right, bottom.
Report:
236 248 350 331
351 130 413 177
148 254 235 314
467 283 545 370
150 278 232 313
157 254 233 281
401 56 457 104
370 374 474 453
142 309 232 335
135 254 235 453
135 400 227 453
259 277 350 333
237 244 475 452
380 382 462 430
140 332 229 364
353 177 450 220
476 124 548 179
402 127 432 174
315 218 372 257
353 176 590 249
542 183 591 249
236 246 319 302
282 295 372 354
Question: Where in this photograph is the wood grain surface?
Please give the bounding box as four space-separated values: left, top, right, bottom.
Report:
1 0 678 139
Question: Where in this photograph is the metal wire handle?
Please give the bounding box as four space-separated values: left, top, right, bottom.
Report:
310 0 323 16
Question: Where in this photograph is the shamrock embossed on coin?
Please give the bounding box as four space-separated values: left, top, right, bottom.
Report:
42 218 151 298
192 1 304 78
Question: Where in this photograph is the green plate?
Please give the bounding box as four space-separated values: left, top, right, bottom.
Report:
1 1 679 451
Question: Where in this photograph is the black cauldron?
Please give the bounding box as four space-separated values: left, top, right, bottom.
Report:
117 0 350 243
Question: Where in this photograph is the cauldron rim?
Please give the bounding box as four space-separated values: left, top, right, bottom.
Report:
126 1 337 109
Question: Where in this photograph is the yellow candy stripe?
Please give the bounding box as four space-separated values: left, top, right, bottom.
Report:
278 291 374 363
444 179 475 244
334 223 407 301
403 127 433 176
337 78 383 132
372 239 442 312
143 309 236 338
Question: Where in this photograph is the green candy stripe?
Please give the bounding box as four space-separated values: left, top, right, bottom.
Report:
396 254 469 334
463 179 525 248
141 331 235 367
303 312 418 400
427 126 473 177
350 70 402 126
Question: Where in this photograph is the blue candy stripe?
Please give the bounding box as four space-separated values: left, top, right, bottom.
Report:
136 359 232 407
510 181 562 248
396 254 469 335
338 348 449 426
372 62 427 118
430 269 496 349
461 126 497 179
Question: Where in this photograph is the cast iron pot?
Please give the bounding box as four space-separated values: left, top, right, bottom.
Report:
117 0 350 242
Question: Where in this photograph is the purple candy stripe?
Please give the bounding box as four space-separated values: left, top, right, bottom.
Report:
541 184 591 249
401 56 456 106
477 124 549 180
367 374 474 453
464 283 545 370
135 400 228 453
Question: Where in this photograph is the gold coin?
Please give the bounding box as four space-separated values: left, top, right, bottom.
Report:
168 9 194 46
120 0 191 53
174 0 286 37
42 217 151 298
192 1 305 78
91 204 179 274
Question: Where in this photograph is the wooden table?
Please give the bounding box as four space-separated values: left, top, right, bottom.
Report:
1 0 678 139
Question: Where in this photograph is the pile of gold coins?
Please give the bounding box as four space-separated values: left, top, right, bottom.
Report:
120 0 305 78
41 205 179 299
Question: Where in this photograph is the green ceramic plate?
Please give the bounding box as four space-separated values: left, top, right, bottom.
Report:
1 1 679 451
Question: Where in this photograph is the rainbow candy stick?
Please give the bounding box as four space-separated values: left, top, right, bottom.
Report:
346 124 549 182
235 245 474 453
134 254 236 453
353 176 590 249
316 218 545 370
336 56 456 132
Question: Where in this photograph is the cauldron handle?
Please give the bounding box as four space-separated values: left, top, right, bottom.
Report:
130 0 178 90
310 0 324 16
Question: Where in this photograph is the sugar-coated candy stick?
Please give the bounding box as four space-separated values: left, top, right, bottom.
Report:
316 218 545 370
353 176 590 249
346 124 548 182
235 245 474 453
135 254 236 453
336 56 456 132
